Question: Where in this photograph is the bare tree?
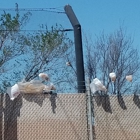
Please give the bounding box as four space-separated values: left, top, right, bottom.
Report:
85 28 140 95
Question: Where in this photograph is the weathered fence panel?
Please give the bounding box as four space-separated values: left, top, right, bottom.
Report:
1 92 140 140
93 94 140 140
1 93 88 140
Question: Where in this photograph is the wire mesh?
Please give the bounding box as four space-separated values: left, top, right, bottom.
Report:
0 93 89 140
1 84 140 140
92 93 140 140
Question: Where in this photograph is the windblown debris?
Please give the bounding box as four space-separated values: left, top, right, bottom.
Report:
90 73 133 94
109 72 116 82
6 73 56 101
90 78 107 94
126 75 132 82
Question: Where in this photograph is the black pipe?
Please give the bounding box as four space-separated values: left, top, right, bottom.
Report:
64 5 86 93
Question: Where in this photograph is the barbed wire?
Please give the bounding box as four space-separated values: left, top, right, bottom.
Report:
0 8 65 14
0 29 73 32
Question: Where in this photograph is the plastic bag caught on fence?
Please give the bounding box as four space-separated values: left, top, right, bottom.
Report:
90 78 107 94
6 73 56 100
18 80 56 94
43 83 56 94
7 84 20 101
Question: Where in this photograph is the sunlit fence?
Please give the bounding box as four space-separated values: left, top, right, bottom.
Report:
92 93 140 140
0 92 140 140
0 93 88 140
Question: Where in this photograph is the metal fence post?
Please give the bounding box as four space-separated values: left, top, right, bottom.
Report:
87 78 93 140
64 5 86 93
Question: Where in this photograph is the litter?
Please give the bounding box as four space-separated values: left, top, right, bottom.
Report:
126 75 132 82
7 84 20 101
109 72 116 82
6 73 56 100
90 78 107 94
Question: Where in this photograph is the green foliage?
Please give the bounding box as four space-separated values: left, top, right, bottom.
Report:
0 7 32 93
22 24 73 81
0 4 73 93
0 11 19 31
29 24 71 54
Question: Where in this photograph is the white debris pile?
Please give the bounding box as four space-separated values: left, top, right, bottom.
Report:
90 78 107 94
7 84 20 101
109 72 116 82
6 73 56 101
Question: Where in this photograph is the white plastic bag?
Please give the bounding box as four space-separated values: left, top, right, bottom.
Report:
90 81 98 93
90 78 107 93
18 81 46 94
43 83 56 93
7 84 20 101
109 72 116 82
126 75 132 82
39 73 49 81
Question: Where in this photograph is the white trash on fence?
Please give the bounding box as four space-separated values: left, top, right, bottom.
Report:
7 84 20 101
6 73 56 101
18 81 56 94
17 81 46 94
90 78 107 94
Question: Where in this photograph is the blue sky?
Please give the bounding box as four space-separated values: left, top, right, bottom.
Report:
1 0 140 92
1 0 140 51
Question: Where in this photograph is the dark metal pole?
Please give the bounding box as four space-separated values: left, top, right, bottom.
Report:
64 5 86 93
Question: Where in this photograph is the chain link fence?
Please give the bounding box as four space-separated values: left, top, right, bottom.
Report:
0 93 89 140
92 93 140 140
0 92 140 140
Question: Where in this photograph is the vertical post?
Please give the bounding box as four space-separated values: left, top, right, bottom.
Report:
87 78 93 140
64 5 86 93
0 94 4 140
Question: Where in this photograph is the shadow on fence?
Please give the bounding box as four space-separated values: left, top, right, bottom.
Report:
133 94 140 109
93 94 140 140
4 94 22 140
117 95 127 110
0 93 88 140
94 93 112 113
